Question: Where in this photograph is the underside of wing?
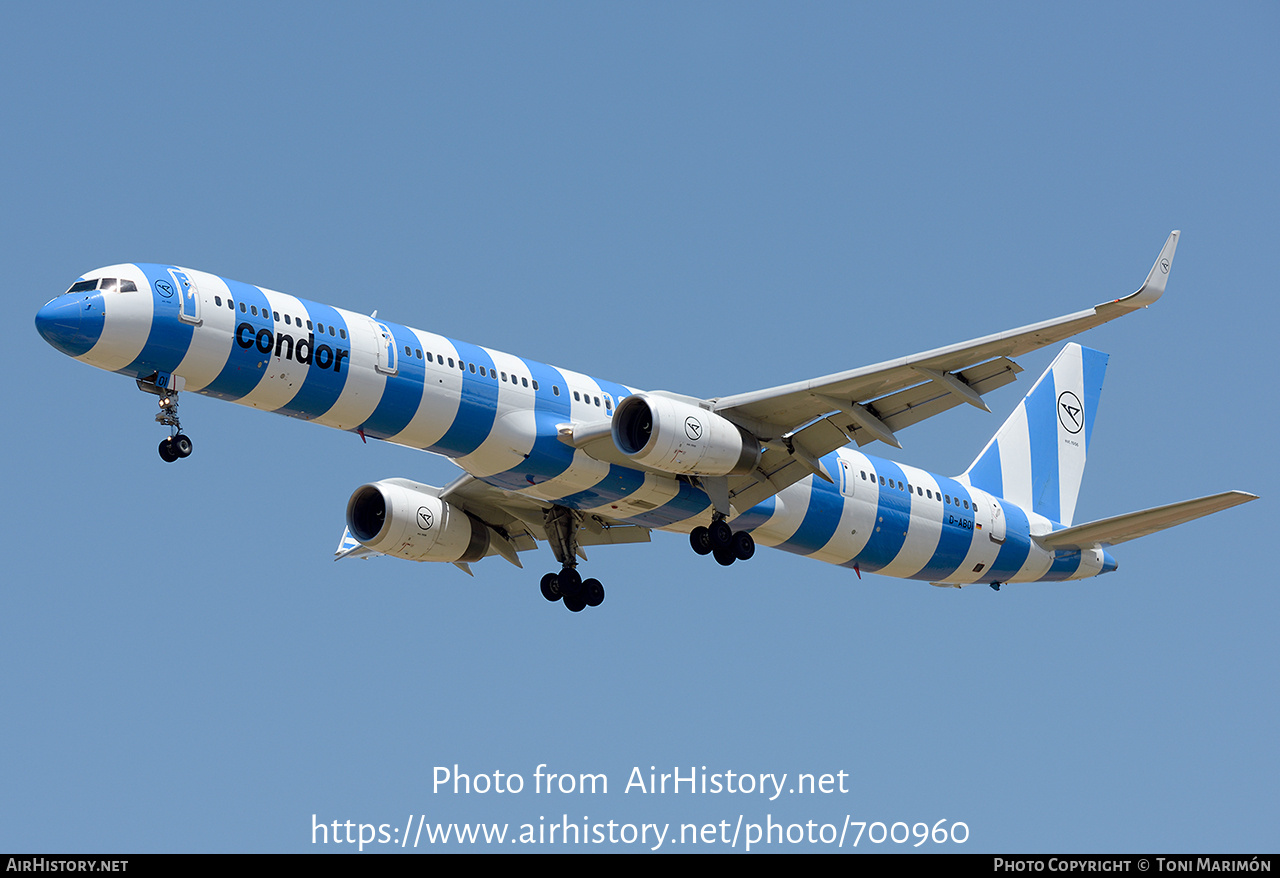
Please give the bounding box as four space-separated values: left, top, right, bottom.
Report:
440 474 651 565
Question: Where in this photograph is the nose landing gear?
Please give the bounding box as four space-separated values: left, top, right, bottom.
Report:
138 376 193 463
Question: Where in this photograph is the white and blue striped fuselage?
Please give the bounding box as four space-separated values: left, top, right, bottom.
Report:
37 263 1114 586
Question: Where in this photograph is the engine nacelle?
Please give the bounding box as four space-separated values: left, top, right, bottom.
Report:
612 393 761 476
345 479 490 563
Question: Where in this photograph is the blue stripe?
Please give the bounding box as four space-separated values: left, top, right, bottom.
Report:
120 264 197 379
776 455 845 555
985 499 1031 582
429 341 501 457
481 358 575 490
914 476 977 581
1027 372 1060 522
593 377 634 410
847 458 911 573
1043 548 1083 581
624 478 710 528
202 280 273 402
966 438 1003 499
554 464 646 509
275 301 351 419
732 495 776 532
358 321 426 439
1080 347 1108 454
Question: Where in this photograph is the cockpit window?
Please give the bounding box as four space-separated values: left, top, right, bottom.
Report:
64 277 138 294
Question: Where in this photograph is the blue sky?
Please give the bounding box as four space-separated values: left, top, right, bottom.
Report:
3 2 1276 853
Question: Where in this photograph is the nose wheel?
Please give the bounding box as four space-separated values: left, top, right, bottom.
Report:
138 376 195 463
158 434 194 462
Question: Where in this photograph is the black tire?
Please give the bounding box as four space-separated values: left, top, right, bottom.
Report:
583 578 604 607
540 572 562 602
158 437 178 463
173 434 193 458
563 594 587 612
690 526 712 555
558 567 583 597
732 530 756 561
712 545 736 567
709 519 733 549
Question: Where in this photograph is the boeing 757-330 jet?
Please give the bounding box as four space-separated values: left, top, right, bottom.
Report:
35 231 1256 611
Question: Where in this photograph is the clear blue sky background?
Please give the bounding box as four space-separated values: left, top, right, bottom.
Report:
3 2 1275 853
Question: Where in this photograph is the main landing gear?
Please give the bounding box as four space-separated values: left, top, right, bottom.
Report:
539 569 605 613
689 516 755 566
138 376 193 463
539 505 606 613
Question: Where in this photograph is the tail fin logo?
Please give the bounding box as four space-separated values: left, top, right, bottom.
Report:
1058 391 1083 434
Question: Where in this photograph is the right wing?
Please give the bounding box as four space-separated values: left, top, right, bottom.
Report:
334 473 651 571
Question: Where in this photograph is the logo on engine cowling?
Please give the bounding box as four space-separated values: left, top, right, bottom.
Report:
417 507 434 530
684 416 702 441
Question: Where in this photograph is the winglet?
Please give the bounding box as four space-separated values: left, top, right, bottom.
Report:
1113 230 1179 310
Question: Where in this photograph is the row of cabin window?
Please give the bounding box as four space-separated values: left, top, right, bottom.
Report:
420 349 538 391
213 295 348 339
860 470 972 509
411 348 612 410
208 295 612 411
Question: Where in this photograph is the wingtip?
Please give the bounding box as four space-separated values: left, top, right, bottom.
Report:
1115 230 1180 310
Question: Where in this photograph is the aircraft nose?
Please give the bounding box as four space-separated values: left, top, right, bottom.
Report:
35 293 105 357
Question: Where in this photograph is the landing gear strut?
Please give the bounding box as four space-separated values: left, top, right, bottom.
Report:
138 376 193 463
540 506 606 613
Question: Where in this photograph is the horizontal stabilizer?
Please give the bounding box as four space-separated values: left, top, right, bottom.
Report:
334 526 379 560
1037 490 1257 550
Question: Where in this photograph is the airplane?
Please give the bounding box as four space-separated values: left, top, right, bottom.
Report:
34 231 1256 611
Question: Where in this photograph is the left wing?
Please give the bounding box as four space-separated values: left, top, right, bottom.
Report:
704 231 1181 511
1036 491 1257 550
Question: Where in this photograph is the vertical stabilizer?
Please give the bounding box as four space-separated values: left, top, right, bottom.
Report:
960 343 1108 526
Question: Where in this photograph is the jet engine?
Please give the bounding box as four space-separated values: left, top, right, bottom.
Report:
612 393 760 476
345 479 490 563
